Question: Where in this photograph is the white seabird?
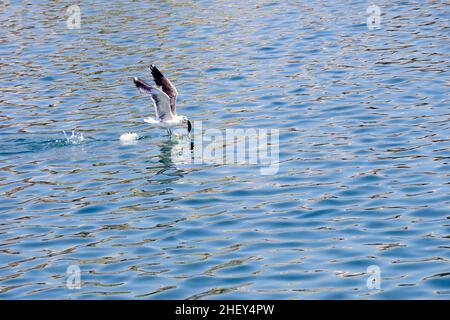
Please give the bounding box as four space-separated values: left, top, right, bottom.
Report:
133 65 192 137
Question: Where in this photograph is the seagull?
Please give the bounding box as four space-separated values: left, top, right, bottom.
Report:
133 65 192 137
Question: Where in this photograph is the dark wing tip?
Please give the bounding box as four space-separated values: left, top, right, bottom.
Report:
133 76 142 87
149 64 158 74
149 65 164 86
133 77 152 92
133 76 140 88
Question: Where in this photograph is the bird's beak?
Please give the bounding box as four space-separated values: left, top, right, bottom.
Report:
187 119 192 139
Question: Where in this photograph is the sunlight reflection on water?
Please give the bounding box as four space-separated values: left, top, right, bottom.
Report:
0 0 449 299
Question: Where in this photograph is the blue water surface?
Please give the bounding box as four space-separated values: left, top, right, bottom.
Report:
0 1 449 299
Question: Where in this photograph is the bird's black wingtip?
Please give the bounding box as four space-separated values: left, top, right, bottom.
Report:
133 77 152 92
133 76 144 86
150 64 162 75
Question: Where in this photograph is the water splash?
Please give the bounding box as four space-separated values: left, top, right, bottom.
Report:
0 131 87 156
119 132 139 145
62 130 85 145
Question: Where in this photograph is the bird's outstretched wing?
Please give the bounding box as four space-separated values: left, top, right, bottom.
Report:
133 77 174 121
150 65 178 115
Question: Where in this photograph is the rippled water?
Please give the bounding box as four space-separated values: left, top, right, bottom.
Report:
0 0 449 299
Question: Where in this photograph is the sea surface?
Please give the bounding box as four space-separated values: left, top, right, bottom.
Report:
0 0 449 299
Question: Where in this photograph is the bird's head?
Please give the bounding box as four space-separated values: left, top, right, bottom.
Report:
179 115 192 137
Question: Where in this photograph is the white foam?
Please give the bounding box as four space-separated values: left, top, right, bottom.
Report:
63 130 85 145
120 132 139 145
